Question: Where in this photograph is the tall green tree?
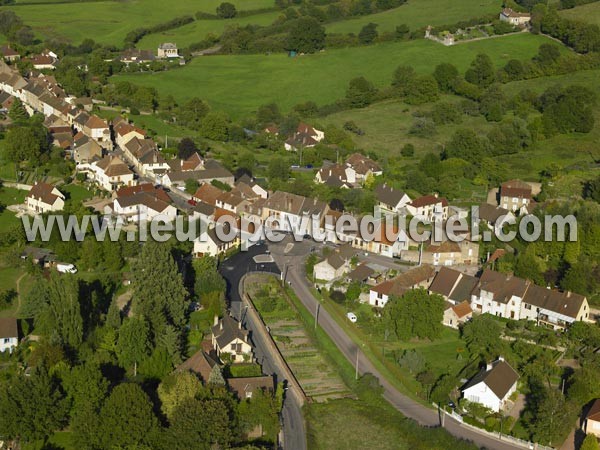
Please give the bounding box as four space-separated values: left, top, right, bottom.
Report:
98 383 158 449
465 53 495 88
346 76 377 108
461 314 503 360
132 241 189 335
286 17 326 53
116 316 151 370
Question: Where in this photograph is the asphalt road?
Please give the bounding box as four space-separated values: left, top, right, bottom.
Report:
219 246 307 450
283 261 524 450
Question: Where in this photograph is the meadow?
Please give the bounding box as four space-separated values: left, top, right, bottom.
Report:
114 33 556 118
7 0 275 45
559 1 600 25
137 11 282 50
326 0 499 35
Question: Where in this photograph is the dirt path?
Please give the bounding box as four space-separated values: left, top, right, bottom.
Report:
14 272 27 315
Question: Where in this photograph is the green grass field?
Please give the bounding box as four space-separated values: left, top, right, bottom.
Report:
559 1 600 25
62 184 92 203
114 33 556 118
7 0 275 45
326 0 499 35
137 11 282 50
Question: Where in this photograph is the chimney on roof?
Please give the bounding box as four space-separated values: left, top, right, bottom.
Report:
238 320 241 329
567 291 571 298
434 192 439 198
498 356 504 362
486 361 493 371
213 315 219 326
220 320 223 331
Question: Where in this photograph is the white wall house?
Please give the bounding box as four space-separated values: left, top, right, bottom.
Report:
211 315 253 364
462 357 519 412
0 318 18 353
26 182 65 214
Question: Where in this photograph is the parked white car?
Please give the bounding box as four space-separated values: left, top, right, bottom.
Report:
57 263 77 274
346 312 357 323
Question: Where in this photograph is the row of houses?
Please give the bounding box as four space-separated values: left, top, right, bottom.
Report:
366 265 590 331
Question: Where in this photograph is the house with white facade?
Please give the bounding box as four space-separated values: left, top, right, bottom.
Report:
261 190 328 236
345 153 382 182
406 194 449 222
193 224 240 257
106 186 176 223
0 318 18 353
90 155 135 191
462 357 519 412
26 182 65 214
368 264 435 307
499 8 531 26
211 315 253 363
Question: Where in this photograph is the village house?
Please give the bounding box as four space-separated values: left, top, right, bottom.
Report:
284 122 325 151
26 182 65 213
462 357 519 412
0 46 20 62
374 183 411 213
584 399 600 438
315 163 355 188
112 117 146 149
193 183 226 205
351 219 410 258
162 160 234 190
176 347 218 384
73 138 103 165
406 194 449 222
401 238 479 266
368 264 436 307
106 184 176 222
0 318 18 353
429 266 479 304
90 155 135 191
211 315 253 363
194 223 240 257
227 376 274 400
119 49 155 65
498 179 538 214
443 301 473 329
471 269 590 329
313 244 357 282
345 153 382 182
167 152 204 172
28 51 58 70
477 203 515 232
20 246 56 267
235 174 268 199
123 137 170 177
157 43 179 58
262 190 328 236
83 115 112 149
215 190 249 214
499 8 531 26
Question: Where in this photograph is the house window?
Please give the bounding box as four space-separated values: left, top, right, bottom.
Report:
3 338 9 344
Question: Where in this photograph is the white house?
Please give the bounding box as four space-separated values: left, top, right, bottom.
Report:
315 163 356 187
211 315 253 363
345 152 382 182
499 8 531 26
26 182 65 213
406 194 449 222
157 43 179 58
312 244 356 282
91 155 135 192
107 190 177 223
462 357 519 412
193 224 240 257
0 318 18 353
368 265 435 307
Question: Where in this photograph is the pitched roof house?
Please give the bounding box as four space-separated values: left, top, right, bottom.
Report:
227 376 274 400
26 182 65 213
499 8 531 26
368 264 435 307
429 267 479 304
0 317 18 353
499 179 534 214
584 399 600 438
315 163 355 188
462 357 519 412
443 301 473 329
90 155 135 191
211 315 253 363
0 46 20 62
406 194 449 222
374 183 411 212
176 349 218 383
345 153 382 181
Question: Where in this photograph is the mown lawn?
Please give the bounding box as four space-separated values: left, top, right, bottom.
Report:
62 184 92 203
326 0 499 35
7 0 275 45
114 33 556 118
137 11 282 50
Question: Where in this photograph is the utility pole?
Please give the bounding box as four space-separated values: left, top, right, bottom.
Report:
315 303 320 331
355 347 359 380
165 134 168 148
134 361 137 377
